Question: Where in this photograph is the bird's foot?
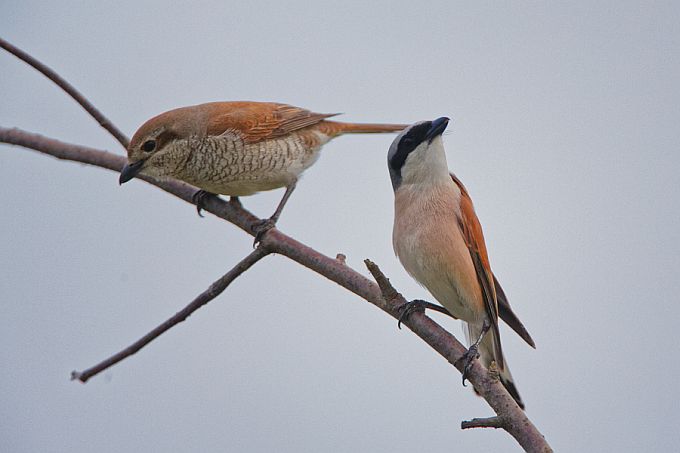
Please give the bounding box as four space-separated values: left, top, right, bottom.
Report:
397 299 453 329
456 344 481 387
192 190 216 217
251 218 276 247
397 299 429 329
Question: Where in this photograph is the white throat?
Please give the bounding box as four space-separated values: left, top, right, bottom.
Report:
400 136 451 187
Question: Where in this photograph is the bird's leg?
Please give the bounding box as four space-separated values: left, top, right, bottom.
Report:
192 190 218 217
229 196 242 208
252 179 297 246
457 319 491 387
397 299 454 330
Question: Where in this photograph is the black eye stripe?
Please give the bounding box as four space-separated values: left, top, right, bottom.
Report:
402 123 430 143
389 122 431 172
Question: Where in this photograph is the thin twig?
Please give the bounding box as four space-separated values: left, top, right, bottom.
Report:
71 247 270 383
0 37 130 149
461 416 505 430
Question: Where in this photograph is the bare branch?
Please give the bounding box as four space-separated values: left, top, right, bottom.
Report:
1 128 552 452
0 38 130 149
461 416 505 430
0 127 125 171
0 127 259 234
364 260 552 453
71 247 270 383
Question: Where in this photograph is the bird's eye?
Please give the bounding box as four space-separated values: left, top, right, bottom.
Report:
401 138 413 147
141 140 156 152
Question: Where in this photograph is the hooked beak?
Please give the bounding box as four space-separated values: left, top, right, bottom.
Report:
425 117 450 143
119 160 145 185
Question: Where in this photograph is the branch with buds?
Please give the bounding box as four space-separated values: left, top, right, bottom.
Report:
0 37 552 453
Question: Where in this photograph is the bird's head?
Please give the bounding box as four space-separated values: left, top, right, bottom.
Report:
387 117 450 191
120 105 204 184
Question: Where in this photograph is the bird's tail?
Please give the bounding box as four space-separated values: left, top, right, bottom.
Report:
465 321 525 410
319 121 408 136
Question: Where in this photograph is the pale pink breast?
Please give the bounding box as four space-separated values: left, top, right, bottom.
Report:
393 182 485 322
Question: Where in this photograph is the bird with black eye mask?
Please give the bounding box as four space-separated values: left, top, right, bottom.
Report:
388 117 535 409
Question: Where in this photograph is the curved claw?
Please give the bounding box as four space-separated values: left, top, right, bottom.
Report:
251 218 276 247
397 300 426 329
457 344 480 387
192 190 215 218
397 299 454 330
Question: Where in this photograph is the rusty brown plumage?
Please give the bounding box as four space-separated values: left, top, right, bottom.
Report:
451 173 503 369
202 102 339 143
122 101 407 240
451 173 535 350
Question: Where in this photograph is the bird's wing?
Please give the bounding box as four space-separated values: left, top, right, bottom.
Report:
493 274 536 348
451 173 504 369
206 102 339 143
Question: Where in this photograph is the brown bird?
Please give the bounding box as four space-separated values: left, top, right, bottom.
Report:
120 101 406 240
389 118 534 409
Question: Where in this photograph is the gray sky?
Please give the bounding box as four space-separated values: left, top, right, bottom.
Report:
2 1 679 451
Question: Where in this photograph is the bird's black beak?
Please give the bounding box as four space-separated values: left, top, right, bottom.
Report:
119 160 144 185
425 117 450 143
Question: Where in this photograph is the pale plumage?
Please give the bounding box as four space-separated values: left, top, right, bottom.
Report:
388 118 534 409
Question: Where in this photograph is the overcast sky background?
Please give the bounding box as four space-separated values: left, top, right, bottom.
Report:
2 2 679 452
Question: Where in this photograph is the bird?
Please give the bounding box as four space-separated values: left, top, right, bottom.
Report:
388 117 535 409
119 101 407 241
